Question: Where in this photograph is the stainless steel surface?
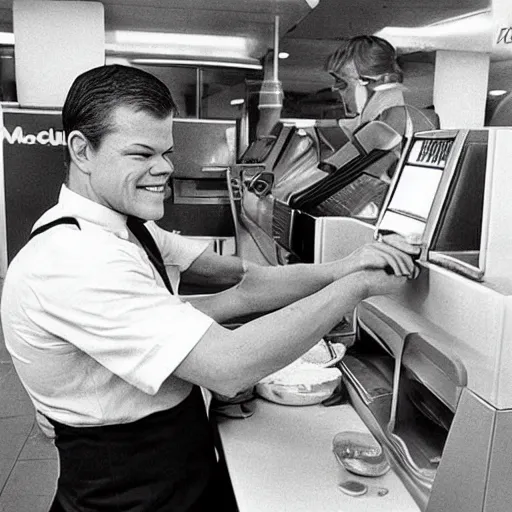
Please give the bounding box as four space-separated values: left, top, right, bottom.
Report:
172 179 230 205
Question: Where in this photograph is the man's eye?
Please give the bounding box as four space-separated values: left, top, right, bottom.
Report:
130 153 152 159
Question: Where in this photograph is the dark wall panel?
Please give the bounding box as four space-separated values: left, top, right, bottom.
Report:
3 110 65 262
3 110 236 263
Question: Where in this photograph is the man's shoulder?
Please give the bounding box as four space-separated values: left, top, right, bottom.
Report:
379 104 440 133
11 217 136 279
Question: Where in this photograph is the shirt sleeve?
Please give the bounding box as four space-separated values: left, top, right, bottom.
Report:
146 221 209 272
28 231 214 395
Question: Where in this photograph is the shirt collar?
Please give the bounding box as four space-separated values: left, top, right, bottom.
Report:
58 185 129 238
360 86 405 125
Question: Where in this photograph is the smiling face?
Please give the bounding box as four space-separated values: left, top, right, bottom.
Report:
84 106 175 221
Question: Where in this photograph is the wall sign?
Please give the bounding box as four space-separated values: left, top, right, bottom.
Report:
1 109 66 267
3 126 66 146
493 0 512 52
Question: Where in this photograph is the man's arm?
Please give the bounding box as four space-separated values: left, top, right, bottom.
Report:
184 234 419 323
174 262 410 397
181 252 246 289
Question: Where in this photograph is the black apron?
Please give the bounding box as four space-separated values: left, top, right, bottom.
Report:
30 218 233 512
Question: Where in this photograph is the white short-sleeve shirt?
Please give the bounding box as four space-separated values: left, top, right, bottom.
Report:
0 185 214 427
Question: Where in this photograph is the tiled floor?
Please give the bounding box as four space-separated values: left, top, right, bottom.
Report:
0 279 58 512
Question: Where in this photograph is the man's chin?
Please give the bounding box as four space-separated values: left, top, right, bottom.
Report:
136 207 164 222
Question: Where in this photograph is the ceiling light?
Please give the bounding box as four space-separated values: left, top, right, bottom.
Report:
278 52 289 59
105 30 262 62
230 98 244 106
131 58 262 70
489 90 508 97
110 31 248 51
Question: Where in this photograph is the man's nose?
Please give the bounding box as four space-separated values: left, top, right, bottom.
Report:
151 157 174 175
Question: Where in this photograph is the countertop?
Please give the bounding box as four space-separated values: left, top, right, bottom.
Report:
217 398 420 512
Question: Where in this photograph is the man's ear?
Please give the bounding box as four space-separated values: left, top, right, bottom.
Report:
67 130 91 174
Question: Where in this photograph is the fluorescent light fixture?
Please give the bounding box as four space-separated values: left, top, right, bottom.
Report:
489 90 508 97
106 30 261 62
131 58 262 70
230 98 244 106
278 52 290 59
110 31 248 51
0 32 14 45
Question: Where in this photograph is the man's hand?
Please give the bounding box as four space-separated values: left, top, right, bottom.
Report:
346 233 421 278
359 268 409 299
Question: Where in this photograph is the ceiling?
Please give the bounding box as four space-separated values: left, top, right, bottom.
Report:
1 0 507 105
0 0 491 56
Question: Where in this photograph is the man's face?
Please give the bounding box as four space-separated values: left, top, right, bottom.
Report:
86 106 174 221
330 60 366 117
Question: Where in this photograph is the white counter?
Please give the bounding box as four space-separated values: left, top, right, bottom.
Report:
217 399 420 512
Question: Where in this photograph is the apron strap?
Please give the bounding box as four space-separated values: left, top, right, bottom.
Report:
29 217 81 240
29 215 174 295
126 216 174 294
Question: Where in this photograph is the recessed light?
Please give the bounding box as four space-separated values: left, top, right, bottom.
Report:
489 90 508 97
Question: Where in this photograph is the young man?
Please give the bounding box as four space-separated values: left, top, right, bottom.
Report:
0 64 419 512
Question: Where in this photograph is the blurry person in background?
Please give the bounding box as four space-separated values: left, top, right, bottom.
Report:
317 35 439 220
326 35 439 134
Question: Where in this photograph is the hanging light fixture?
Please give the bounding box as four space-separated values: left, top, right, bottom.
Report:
258 15 284 110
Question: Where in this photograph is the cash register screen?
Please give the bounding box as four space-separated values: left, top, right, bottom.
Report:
378 137 454 238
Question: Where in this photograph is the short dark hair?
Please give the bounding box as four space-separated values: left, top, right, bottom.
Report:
326 35 403 83
62 64 178 172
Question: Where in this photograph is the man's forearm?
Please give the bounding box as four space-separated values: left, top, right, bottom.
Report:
264 256 360 289
232 271 367 370
175 271 369 396
187 256 359 323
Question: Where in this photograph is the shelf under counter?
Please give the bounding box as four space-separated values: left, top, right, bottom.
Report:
216 399 420 512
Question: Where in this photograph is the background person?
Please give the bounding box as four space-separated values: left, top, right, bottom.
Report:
309 35 440 220
0 64 420 512
326 34 439 135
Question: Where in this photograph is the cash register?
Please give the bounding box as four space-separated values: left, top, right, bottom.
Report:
343 127 512 512
235 119 401 265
